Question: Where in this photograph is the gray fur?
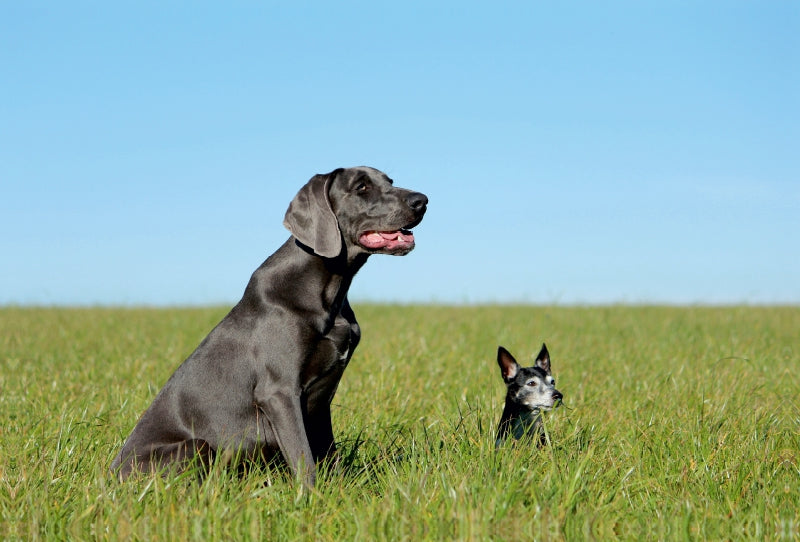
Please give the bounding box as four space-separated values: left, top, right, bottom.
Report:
110 166 427 486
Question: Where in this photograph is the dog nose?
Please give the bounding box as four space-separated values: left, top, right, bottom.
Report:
407 192 428 213
553 391 563 402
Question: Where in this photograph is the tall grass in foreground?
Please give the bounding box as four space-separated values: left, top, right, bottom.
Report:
2 305 798 540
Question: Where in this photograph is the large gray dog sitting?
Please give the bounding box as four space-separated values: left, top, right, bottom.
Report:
110 166 428 486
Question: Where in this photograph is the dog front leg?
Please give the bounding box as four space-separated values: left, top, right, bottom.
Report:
305 405 336 463
255 388 316 487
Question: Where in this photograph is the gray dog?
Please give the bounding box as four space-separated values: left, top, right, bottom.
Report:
110 166 428 486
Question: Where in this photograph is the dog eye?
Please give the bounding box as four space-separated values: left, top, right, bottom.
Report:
355 182 369 194
526 380 536 387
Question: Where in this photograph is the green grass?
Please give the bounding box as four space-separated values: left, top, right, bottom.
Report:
3 305 798 540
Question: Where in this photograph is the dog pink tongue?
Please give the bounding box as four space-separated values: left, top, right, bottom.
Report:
360 231 415 249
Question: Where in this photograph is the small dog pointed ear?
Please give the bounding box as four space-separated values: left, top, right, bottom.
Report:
283 169 343 258
535 343 551 374
497 346 520 381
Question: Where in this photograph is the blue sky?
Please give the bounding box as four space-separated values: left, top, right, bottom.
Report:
2 2 798 305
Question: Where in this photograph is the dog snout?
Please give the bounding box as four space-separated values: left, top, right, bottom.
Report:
406 192 428 213
553 390 563 402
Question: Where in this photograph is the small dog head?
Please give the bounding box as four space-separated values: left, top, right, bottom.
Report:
497 344 563 412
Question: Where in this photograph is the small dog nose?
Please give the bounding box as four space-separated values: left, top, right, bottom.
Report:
553 391 563 402
407 192 428 212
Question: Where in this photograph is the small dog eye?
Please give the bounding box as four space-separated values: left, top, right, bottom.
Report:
526 380 536 387
355 182 369 193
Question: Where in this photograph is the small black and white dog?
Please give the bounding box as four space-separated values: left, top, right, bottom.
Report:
495 344 563 447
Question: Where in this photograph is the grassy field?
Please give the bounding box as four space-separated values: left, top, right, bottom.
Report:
3 305 798 540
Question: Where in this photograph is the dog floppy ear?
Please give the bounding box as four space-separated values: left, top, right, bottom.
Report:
497 346 520 382
283 169 343 258
535 343 551 374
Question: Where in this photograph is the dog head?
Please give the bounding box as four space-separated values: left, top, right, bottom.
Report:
497 344 563 411
283 166 428 259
